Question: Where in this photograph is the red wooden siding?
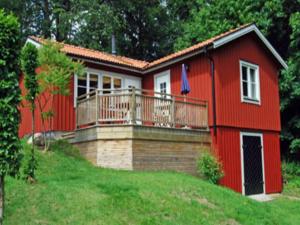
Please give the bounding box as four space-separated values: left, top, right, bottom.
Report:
214 34 281 132
263 131 282 193
19 74 52 137
144 55 213 125
144 33 282 194
19 74 75 137
52 77 76 131
213 127 242 193
214 127 282 194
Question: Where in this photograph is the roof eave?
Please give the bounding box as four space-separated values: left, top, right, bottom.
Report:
212 24 288 69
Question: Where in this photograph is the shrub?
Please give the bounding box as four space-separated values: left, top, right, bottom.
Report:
197 152 224 184
282 161 300 183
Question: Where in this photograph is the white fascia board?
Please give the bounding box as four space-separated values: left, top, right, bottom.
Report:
25 38 42 48
213 24 288 69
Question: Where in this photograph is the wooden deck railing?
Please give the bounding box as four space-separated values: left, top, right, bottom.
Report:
76 88 208 130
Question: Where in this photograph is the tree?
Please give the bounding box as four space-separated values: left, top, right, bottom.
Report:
107 0 175 61
21 43 39 182
0 10 22 224
36 40 84 151
174 0 286 51
280 12 300 158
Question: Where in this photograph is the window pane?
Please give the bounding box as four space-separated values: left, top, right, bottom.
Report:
243 81 248 97
114 78 122 89
78 74 87 86
242 66 247 81
103 76 111 94
251 83 256 99
78 87 86 96
103 76 111 89
250 68 255 82
89 74 98 92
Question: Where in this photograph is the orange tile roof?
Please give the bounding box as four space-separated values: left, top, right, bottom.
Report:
29 36 149 69
146 24 252 68
29 24 252 71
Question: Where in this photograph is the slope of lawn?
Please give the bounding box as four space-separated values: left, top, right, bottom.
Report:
5 140 300 225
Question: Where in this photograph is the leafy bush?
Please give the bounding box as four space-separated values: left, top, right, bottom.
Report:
282 161 300 183
197 152 224 184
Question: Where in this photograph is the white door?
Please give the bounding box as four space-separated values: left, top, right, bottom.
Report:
154 70 171 96
154 71 171 126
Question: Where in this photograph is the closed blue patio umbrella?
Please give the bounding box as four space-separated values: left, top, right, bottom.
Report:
181 64 191 95
181 64 190 127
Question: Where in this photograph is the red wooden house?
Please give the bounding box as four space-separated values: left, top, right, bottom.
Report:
20 24 287 196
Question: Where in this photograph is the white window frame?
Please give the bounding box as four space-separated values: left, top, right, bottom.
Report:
74 70 101 107
74 68 141 107
240 60 261 105
240 132 266 196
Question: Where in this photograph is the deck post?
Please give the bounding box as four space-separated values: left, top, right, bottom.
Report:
95 90 99 125
76 96 78 129
130 87 137 124
171 96 175 127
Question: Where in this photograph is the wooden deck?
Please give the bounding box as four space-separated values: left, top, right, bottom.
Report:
76 88 208 130
73 89 210 174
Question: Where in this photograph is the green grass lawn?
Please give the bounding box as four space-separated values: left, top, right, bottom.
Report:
5 141 300 225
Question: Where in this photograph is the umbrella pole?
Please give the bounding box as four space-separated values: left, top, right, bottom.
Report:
184 94 188 128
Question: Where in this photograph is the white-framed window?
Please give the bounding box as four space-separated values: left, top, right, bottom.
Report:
75 72 100 99
74 69 141 107
101 75 122 94
240 60 260 104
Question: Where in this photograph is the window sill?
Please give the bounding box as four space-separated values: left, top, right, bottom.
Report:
242 98 261 105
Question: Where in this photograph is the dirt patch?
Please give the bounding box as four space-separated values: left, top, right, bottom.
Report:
172 190 217 209
285 195 300 201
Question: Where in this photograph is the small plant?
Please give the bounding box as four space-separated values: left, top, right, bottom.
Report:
197 152 224 184
282 161 300 183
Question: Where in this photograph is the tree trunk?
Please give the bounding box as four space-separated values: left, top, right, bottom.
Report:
42 0 52 38
37 98 47 151
31 107 35 178
0 175 5 225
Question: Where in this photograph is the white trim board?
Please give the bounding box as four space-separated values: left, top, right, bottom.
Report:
213 24 287 69
240 132 266 196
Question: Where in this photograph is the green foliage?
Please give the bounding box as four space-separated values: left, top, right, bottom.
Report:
280 12 300 155
174 0 285 51
22 155 37 182
49 140 82 159
197 152 224 184
282 161 300 183
21 43 39 108
36 41 83 150
108 0 175 60
0 9 22 177
71 2 120 53
38 41 84 96
21 42 39 181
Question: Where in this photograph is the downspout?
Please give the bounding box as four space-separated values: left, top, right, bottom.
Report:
204 46 217 136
